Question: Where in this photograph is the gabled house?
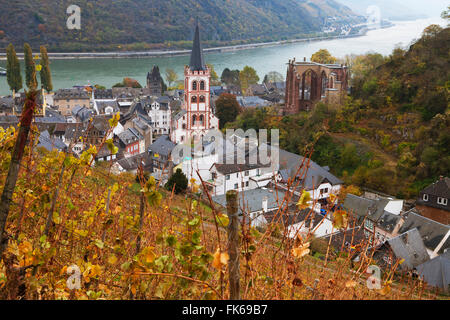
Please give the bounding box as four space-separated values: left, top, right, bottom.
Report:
416 176 450 225
372 228 430 271
148 135 177 174
53 89 90 116
273 146 343 204
212 187 287 228
117 128 145 158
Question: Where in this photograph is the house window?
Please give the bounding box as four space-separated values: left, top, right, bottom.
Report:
200 81 205 90
191 96 197 103
423 194 429 201
226 175 230 180
246 181 249 187
199 95 205 103
245 171 249 176
437 197 448 205
234 183 238 189
212 172 217 180
256 169 260 176
192 81 197 91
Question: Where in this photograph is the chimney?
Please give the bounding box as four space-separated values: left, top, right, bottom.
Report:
303 57 306 62
262 196 268 213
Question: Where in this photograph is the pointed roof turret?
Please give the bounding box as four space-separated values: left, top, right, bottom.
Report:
189 20 206 72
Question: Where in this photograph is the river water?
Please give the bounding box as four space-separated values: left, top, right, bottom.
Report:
0 17 446 96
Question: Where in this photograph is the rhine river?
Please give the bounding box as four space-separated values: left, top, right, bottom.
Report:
0 17 446 96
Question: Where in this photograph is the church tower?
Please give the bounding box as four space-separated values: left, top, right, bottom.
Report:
171 21 219 144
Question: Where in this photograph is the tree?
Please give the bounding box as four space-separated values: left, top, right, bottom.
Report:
263 71 283 84
165 168 188 194
164 68 178 88
311 49 337 64
239 66 259 95
221 68 240 86
442 5 450 21
207 63 220 85
39 46 52 92
24 43 37 90
6 43 22 95
215 93 241 128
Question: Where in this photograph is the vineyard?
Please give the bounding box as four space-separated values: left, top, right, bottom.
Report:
0 94 444 300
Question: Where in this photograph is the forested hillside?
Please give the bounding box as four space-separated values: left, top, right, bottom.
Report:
0 0 362 52
227 24 450 198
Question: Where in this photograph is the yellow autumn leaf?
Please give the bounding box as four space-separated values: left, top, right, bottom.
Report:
378 285 391 296
345 280 357 288
296 191 311 210
292 242 310 258
212 248 229 270
108 255 118 265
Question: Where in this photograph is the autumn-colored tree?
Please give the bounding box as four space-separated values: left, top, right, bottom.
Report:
23 43 37 90
215 93 241 128
6 43 22 95
164 68 178 88
39 46 52 92
311 49 337 64
207 64 220 85
239 66 259 95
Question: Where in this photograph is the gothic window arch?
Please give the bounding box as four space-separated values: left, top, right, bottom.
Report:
192 81 197 91
199 95 205 103
199 114 204 124
192 115 197 124
200 81 205 90
191 96 197 103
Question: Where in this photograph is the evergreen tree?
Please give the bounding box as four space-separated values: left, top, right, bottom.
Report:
39 46 52 92
24 43 37 90
165 168 188 194
6 43 22 94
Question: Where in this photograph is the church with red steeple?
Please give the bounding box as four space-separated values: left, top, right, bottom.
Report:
171 21 219 144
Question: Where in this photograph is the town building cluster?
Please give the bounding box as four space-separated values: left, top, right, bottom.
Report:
0 22 448 292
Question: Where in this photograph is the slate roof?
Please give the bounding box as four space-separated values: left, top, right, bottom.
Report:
95 100 120 114
71 106 94 122
118 128 143 145
386 228 430 270
212 161 268 175
148 135 177 158
416 251 450 291
212 188 287 216
189 21 206 72
94 89 113 99
117 152 153 172
377 210 402 233
273 146 343 190
419 177 450 201
37 130 67 152
54 89 90 100
399 209 450 254
343 194 390 223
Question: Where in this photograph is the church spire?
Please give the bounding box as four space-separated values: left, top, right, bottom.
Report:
189 20 205 71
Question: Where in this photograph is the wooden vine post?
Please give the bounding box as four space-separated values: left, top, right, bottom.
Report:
226 190 240 300
0 90 37 258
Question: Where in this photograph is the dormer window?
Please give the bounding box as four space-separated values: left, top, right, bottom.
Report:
437 197 448 205
423 194 429 201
